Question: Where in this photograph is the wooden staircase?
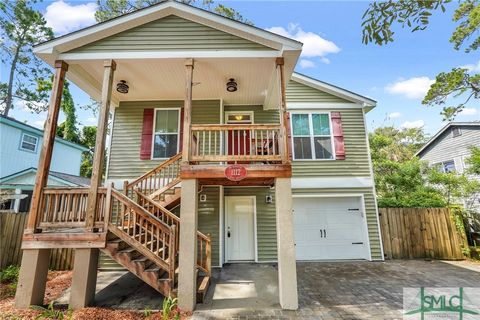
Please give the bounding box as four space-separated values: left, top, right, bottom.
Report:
100 153 211 302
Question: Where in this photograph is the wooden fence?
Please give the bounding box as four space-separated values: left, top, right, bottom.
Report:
379 208 464 260
0 212 74 270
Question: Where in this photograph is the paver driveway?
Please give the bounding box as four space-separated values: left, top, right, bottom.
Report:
193 260 480 319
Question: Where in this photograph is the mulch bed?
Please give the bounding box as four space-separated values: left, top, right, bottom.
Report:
0 270 191 319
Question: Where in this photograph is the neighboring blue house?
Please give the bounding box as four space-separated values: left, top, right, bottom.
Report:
0 115 90 212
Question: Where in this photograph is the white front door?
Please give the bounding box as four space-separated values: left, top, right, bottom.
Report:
225 196 256 262
293 196 369 260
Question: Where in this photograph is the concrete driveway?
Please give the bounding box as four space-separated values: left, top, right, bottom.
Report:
193 260 480 319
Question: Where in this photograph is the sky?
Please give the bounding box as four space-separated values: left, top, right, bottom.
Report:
2 0 479 136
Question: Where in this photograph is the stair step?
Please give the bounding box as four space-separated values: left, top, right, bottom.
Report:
133 257 149 263
118 247 136 254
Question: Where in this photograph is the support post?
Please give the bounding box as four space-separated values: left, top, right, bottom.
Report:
15 249 51 308
69 248 99 309
85 59 116 230
275 177 298 310
182 58 194 163
276 57 291 164
25 61 68 233
178 178 198 311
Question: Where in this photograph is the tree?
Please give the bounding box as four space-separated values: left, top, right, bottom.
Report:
466 146 480 175
79 126 97 177
0 0 54 116
362 0 480 120
94 0 252 24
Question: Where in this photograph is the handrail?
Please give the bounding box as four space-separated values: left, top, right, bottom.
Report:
197 232 212 276
191 124 281 130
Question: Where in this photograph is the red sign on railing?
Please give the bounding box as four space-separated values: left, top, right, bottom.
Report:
225 165 247 181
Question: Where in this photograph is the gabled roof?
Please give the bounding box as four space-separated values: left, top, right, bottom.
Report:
415 121 480 157
33 0 302 59
291 73 377 111
0 115 89 152
0 167 90 188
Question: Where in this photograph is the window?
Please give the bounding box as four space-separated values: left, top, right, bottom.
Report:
291 113 334 160
152 109 180 159
434 160 456 173
20 133 38 152
452 127 462 137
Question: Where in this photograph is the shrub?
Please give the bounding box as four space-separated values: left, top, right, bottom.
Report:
0 265 20 284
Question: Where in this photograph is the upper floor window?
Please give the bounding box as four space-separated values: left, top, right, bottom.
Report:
291 113 334 160
435 160 456 173
452 127 462 138
20 133 38 153
152 108 180 159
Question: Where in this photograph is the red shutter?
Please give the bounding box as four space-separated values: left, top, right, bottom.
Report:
140 108 154 160
331 112 345 160
179 108 185 152
285 112 293 161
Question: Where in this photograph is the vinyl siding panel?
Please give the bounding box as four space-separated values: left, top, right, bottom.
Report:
292 187 383 260
286 80 349 103
197 186 220 267
291 108 371 177
70 15 272 53
223 105 279 124
418 126 480 173
224 187 277 262
107 100 220 180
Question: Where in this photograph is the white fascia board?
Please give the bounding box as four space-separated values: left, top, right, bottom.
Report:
287 102 363 110
291 177 374 189
57 50 281 61
291 73 376 107
34 1 301 56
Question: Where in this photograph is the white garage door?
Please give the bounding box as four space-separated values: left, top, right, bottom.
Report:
293 197 369 260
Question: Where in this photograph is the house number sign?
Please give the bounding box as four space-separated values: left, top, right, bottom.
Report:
225 165 247 181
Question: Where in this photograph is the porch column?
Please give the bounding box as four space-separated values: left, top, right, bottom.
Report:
70 60 115 309
276 58 291 164
85 59 116 230
15 61 67 309
182 58 194 163
178 178 198 311
25 60 68 233
275 177 298 310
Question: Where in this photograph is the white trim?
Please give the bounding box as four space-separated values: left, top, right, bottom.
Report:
224 111 255 124
13 189 21 213
291 73 376 107
362 108 385 261
292 194 372 261
287 102 363 110
19 132 39 153
219 185 224 267
105 105 115 182
224 195 257 263
289 111 335 161
151 107 181 160
291 177 374 189
57 50 281 61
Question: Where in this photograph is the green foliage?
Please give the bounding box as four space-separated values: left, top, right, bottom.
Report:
362 0 480 120
94 0 252 24
466 146 480 175
162 296 179 320
0 0 54 116
143 306 153 318
0 265 19 283
78 126 98 178
31 302 72 320
428 169 480 206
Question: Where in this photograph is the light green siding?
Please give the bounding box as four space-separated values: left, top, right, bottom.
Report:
70 15 273 53
292 188 382 260
224 187 277 262
286 80 350 103
197 186 220 267
107 100 220 180
224 105 279 124
291 108 371 177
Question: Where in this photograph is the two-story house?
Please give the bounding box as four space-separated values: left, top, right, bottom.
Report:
0 115 89 212
15 1 383 312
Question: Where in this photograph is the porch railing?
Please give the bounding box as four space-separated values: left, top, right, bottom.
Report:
190 124 283 163
37 187 106 231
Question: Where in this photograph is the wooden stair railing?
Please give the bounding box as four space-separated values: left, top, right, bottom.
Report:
107 188 177 286
125 153 182 198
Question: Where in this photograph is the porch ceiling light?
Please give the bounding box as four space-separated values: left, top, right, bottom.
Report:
226 78 237 92
116 80 129 94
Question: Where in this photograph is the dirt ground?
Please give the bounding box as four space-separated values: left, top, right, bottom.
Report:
0 271 189 320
